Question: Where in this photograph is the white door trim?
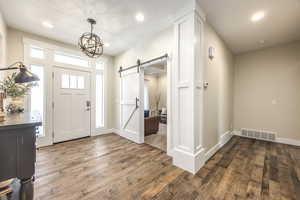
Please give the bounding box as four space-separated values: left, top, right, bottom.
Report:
52 66 92 143
23 38 111 147
140 54 173 156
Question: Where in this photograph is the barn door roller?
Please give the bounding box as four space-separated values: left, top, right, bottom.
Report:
119 54 168 77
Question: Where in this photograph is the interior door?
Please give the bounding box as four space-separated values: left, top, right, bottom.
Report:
53 67 91 143
120 67 143 143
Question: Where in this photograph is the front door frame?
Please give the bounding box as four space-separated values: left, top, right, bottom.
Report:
52 66 92 143
24 38 110 147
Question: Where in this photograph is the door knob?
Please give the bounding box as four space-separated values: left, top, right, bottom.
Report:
86 100 91 111
86 101 91 107
203 82 209 89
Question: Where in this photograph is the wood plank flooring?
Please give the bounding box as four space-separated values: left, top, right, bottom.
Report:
35 134 300 200
145 123 167 152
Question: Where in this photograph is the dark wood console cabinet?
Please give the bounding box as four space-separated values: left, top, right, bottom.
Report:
0 112 41 200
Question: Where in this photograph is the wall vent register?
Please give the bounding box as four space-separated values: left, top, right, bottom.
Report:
240 128 276 141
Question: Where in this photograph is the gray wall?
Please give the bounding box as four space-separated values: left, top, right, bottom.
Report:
203 23 235 151
234 41 300 141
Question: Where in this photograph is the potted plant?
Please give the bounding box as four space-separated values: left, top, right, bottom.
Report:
0 72 37 113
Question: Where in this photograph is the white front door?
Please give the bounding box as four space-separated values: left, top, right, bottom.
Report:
120 68 143 143
53 67 91 143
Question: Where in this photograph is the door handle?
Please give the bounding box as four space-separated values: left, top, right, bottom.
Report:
135 97 139 109
86 101 91 107
86 100 91 111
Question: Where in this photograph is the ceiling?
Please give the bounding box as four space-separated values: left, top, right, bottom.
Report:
1 0 300 56
0 0 191 56
199 0 300 54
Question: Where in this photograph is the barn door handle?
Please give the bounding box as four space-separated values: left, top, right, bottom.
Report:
123 97 139 129
135 97 139 109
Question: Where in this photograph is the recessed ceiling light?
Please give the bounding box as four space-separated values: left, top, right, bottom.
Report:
251 11 265 22
42 21 54 29
135 13 145 22
104 43 110 47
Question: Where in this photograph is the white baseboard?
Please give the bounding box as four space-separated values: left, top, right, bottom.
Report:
112 128 143 144
204 131 233 162
219 131 233 147
173 147 205 174
36 140 53 148
92 129 114 136
167 149 175 157
204 143 220 162
234 130 300 147
277 137 300 146
111 128 121 135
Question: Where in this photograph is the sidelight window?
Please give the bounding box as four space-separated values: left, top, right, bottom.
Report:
96 73 104 128
95 60 105 128
30 64 44 137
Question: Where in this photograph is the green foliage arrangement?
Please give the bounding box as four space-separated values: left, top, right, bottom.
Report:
0 72 38 97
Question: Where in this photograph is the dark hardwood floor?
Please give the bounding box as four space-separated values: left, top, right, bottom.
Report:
34 134 300 200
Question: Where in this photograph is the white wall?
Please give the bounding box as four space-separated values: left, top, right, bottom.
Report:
0 11 7 78
234 41 300 141
113 26 173 129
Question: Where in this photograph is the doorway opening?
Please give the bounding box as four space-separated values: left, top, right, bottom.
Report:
143 61 167 152
119 54 171 154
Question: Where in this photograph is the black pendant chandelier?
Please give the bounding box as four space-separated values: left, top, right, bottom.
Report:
78 18 104 58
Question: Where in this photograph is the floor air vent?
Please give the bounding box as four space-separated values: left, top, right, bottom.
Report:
241 128 276 141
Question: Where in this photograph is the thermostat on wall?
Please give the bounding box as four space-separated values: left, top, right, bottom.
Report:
209 46 215 60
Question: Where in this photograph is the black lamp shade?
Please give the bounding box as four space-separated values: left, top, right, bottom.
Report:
14 67 40 83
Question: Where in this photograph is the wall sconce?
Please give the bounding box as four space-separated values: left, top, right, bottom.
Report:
209 46 215 60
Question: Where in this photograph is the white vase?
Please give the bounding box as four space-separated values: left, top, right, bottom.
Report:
3 96 25 113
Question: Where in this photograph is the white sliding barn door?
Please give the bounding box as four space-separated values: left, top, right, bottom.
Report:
53 67 91 143
120 68 143 143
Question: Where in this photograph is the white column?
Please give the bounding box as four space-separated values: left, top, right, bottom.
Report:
172 1 205 174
